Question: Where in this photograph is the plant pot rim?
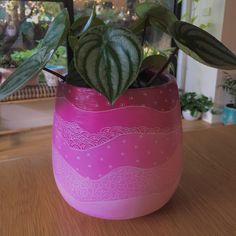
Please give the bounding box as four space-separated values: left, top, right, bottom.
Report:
182 109 201 120
62 73 176 93
182 109 201 113
225 104 236 110
57 73 178 111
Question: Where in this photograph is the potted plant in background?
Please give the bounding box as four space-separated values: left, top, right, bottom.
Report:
0 2 236 220
221 73 236 125
180 92 213 121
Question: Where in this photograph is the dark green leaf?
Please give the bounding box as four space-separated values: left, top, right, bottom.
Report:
66 61 89 87
141 55 167 70
129 17 147 34
135 3 178 33
68 35 79 49
180 92 213 114
135 2 157 18
74 26 143 103
171 21 236 70
148 8 178 34
71 16 104 37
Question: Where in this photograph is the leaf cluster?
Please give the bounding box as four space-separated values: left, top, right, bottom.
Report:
180 92 213 116
221 73 236 107
1 2 236 103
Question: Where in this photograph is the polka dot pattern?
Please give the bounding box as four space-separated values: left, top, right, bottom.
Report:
53 115 181 180
53 74 182 181
57 74 178 112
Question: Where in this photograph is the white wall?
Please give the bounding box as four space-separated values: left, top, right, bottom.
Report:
176 0 193 89
215 0 236 108
177 0 236 123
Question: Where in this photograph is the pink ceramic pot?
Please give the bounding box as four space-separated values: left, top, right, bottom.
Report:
52 74 182 220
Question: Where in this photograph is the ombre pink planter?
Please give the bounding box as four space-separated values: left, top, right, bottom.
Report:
52 74 182 220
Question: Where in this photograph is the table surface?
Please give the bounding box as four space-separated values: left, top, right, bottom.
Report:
0 125 236 236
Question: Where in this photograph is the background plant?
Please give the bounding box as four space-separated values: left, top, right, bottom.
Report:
221 73 236 108
0 1 63 55
180 92 213 116
11 45 67 68
10 49 36 66
0 54 18 68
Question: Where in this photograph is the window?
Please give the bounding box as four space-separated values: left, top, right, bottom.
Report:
0 0 180 75
0 1 66 69
73 0 179 56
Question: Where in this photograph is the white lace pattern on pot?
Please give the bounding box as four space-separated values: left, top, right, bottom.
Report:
54 115 176 151
53 148 181 201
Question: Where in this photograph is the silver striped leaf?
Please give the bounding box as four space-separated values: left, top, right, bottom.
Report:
171 21 236 70
74 26 143 104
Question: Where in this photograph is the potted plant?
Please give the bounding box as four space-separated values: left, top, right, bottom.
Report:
0 3 236 219
221 73 236 125
180 92 213 121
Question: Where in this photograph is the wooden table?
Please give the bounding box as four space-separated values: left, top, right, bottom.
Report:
0 125 236 235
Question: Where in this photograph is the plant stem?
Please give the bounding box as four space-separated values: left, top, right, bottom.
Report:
147 47 179 86
141 17 149 46
43 67 66 81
